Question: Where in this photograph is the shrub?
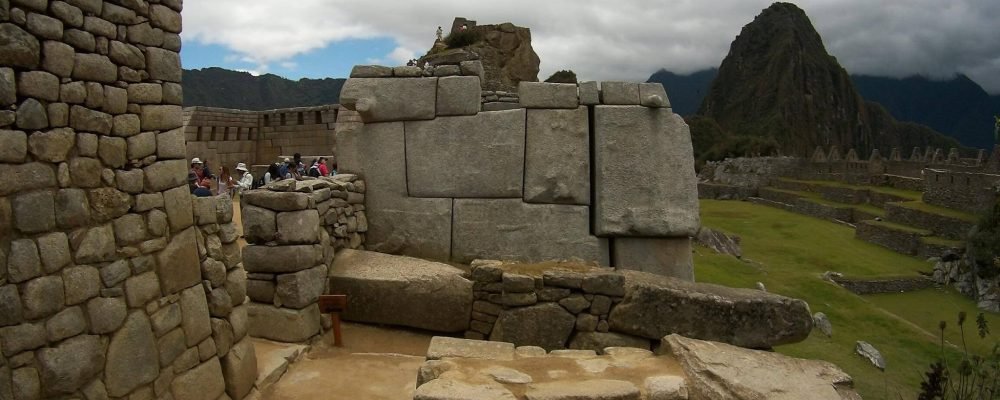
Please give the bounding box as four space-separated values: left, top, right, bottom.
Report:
544 70 577 84
918 312 1000 399
444 30 482 49
967 199 1000 278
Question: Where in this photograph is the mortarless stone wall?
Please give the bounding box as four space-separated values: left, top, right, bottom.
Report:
0 1 255 399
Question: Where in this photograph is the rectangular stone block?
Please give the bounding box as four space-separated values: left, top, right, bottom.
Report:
518 82 579 109
639 82 670 108
613 237 693 281
406 109 525 198
247 303 320 342
452 199 609 265
600 82 639 105
336 122 452 261
594 106 699 236
578 81 599 105
338 77 436 122
524 107 590 205
437 76 480 116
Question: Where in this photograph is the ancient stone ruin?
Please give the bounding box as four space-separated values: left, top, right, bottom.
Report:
1 1 257 399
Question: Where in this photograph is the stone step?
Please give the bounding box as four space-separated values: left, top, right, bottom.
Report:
884 201 977 240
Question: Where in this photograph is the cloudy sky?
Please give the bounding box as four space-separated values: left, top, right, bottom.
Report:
180 0 1000 94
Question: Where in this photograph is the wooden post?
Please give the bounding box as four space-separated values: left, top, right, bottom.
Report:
318 295 348 347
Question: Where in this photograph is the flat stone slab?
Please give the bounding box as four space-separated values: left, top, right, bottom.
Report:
415 379 517 400
252 339 308 391
426 337 515 361
524 107 590 205
613 237 693 281
452 199 608 265
339 77 436 122
593 106 699 237
247 303 321 343
608 271 812 349
525 380 640 400
406 109 525 198
518 82 579 109
663 334 861 399
329 250 472 332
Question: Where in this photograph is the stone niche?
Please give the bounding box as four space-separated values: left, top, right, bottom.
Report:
338 70 700 280
0 1 257 399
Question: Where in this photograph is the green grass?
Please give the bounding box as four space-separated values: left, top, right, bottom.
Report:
893 200 979 222
696 199 998 398
863 219 933 235
777 177 924 201
764 187 888 217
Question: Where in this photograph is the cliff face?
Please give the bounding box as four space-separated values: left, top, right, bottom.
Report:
422 20 540 92
696 2 960 157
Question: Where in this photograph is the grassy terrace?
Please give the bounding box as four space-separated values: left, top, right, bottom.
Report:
696 200 995 399
776 177 924 201
764 187 887 217
893 200 979 222
862 219 933 235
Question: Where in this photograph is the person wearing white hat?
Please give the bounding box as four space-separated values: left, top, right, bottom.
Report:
234 162 253 193
190 158 211 189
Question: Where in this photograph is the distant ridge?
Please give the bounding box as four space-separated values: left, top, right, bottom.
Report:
182 67 345 110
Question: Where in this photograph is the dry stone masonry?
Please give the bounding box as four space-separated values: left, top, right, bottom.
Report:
0 1 257 399
338 69 700 280
241 175 366 342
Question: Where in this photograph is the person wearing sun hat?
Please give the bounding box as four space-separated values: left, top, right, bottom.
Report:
234 162 253 193
190 157 211 189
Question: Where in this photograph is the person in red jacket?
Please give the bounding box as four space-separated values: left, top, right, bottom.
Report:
318 157 330 177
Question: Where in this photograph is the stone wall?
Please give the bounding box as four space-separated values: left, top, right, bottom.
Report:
241 176 366 342
337 71 699 280
831 276 935 295
922 169 1000 214
182 104 339 171
0 1 255 399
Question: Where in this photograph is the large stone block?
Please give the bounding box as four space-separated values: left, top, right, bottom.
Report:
524 107 590 205
242 244 317 274
593 106 699 236
105 312 159 397
613 237 694 281
162 184 194 231
600 82 639 104
171 358 225 400
339 77 436 122
518 82 579 108
221 338 257 400
436 76 481 116
452 199 609 265
329 249 472 333
37 334 105 395
608 271 812 349
490 303 576 351
405 109 525 197
155 227 201 295
241 205 276 243
247 303 320 342
143 159 187 192
275 264 327 309
242 190 311 211
426 337 515 361
336 122 452 260
275 209 320 244
180 284 213 346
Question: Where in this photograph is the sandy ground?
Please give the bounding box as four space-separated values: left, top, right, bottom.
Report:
261 323 436 400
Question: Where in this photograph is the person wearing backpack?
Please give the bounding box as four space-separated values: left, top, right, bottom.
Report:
307 159 321 177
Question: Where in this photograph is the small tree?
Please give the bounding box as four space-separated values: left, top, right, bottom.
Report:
444 30 482 49
544 70 577 84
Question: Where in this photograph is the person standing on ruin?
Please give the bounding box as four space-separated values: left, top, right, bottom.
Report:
436 26 443 41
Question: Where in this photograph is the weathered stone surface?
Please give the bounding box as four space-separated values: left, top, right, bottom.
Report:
112 213 146 245
524 107 590 205
17 70 59 101
62 265 100 305
340 77 437 122
72 53 116 83
0 323 45 356
156 227 201 294
426 337 515 361
437 76 481 116
491 303 576 351
0 68 15 106
33 232 69 274
157 127 185 158
151 303 181 337
0 23 40 68
112 113 140 136
149 4 181 33
608 271 812 348
21 275 64 319
594 107 699 236
63 28 95 52
126 130 155 160
16 98 48 129
145 48 181 82
0 129 27 163
525 380 641 400
180 284 213 346
242 245 316 274
87 296 126 334
50 1 84 28
247 303 321 342
275 265 327 309
0 285 23 327
568 332 651 354
337 121 452 260
242 190 311 211
406 109 525 197
28 127 75 162
12 188 55 233
143 159 187 192
140 104 181 130
613 237 693 281
105 312 159 397
55 188 90 228
814 312 833 337
70 105 111 134
125 271 161 308
37 334 104 395
639 83 670 108
855 341 885 370
663 334 860 399
519 82 578 109
221 338 257 400
26 12 63 41
453 199 608 265
329 249 472 332
578 81 599 105
643 376 687 400
275 209 320 244
9 239 42 283
88 187 131 221
600 82 640 105
171 358 225 400
241 205 276 243
162 184 194 231
350 65 392 78
415 379 517 400
47 102 69 127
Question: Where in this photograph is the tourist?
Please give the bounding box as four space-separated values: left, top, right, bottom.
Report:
318 157 330 177
293 153 305 176
264 163 280 185
330 162 338 176
278 158 290 179
234 163 253 192
436 26 443 41
216 165 235 196
190 158 212 190
188 172 211 197
307 158 321 177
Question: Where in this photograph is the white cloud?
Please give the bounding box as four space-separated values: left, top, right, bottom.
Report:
235 68 263 76
279 61 298 70
181 0 1000 93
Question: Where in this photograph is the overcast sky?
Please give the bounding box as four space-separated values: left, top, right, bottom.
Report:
180 0 1000 94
